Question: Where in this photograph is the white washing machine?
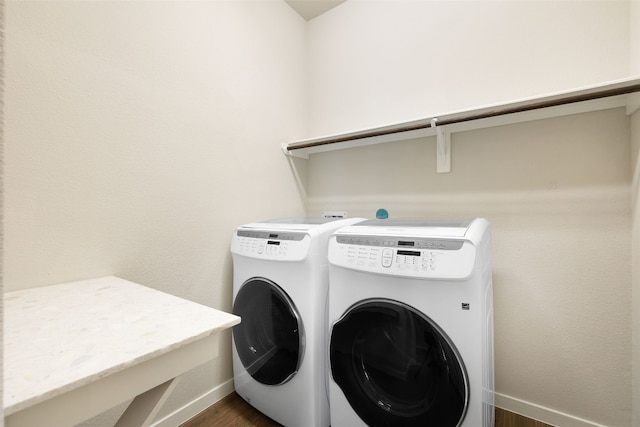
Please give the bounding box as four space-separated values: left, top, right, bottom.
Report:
327 219 494 427
230 217 364 427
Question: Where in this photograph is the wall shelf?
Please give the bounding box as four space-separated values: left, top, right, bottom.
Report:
282 76 640 173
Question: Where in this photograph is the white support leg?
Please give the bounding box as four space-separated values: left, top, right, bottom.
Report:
436 125 451 173
114 378 179 427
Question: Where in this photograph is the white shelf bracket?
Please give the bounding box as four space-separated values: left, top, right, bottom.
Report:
281 142 309 159
431 118 451 173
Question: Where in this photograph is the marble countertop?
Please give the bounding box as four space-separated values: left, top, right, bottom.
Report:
3 276 240 415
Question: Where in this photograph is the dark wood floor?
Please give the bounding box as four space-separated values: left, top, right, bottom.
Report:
181 392 280 427
180 392 554 427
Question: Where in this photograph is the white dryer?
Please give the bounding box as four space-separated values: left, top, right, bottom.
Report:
327 219 494 427
230 217 364 427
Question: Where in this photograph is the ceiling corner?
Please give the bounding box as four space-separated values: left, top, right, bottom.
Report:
285 0 347 21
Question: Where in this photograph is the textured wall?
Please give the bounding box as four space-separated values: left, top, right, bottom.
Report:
307 109 632 427
632 109 640 427
307 0 630 137
3 0 636 426
630 2 640 426
3 1 307 424
306 1 633 425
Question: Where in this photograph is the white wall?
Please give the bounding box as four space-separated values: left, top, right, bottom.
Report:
631 109 640 427
308 0 630 137
306 1 633 426
1 0 4 422
4 1 637 426
3 0 307 424
307 110 632 427
1 0 5 424
630 1 640 426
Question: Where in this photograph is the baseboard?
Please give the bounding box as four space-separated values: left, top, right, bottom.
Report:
151 379 235 427
151 383 611 427
496 393 608 427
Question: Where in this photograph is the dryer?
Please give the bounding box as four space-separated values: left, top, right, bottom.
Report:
230 217 364 427
327 219 494 427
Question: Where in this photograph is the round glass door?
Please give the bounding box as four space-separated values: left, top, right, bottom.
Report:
232 277 304 385
330 299 468 426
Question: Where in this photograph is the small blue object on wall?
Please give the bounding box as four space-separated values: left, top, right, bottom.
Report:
375 208 389 219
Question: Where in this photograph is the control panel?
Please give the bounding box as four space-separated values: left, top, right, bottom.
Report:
231 229 311 261
329 235 476 279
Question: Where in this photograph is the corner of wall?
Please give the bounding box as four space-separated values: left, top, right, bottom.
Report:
631 0 640 424
631 109 640 427
1 0 6 422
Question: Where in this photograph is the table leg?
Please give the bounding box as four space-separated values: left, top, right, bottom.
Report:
114 378 179 427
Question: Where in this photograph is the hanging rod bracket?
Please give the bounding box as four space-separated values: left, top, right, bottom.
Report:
431 118 451 173
282 142 309 159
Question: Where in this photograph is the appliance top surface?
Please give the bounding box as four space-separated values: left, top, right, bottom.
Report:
265 217 336 225
336 219 475 237
238 217 363 232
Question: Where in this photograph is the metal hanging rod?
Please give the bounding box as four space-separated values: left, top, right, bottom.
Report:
284 77 640 153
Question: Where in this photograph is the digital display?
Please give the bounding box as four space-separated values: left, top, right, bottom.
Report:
397 250 421 257
398 241 415 246
267 241 280 245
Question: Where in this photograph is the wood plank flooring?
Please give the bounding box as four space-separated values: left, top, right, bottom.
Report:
180 392 280 427
180 392 554 427
494 408 555 427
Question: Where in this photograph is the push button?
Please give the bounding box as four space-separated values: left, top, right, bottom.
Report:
381 248 393 268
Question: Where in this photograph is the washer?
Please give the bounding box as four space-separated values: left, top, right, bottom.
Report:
230 217 364 427
327 219 494 427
